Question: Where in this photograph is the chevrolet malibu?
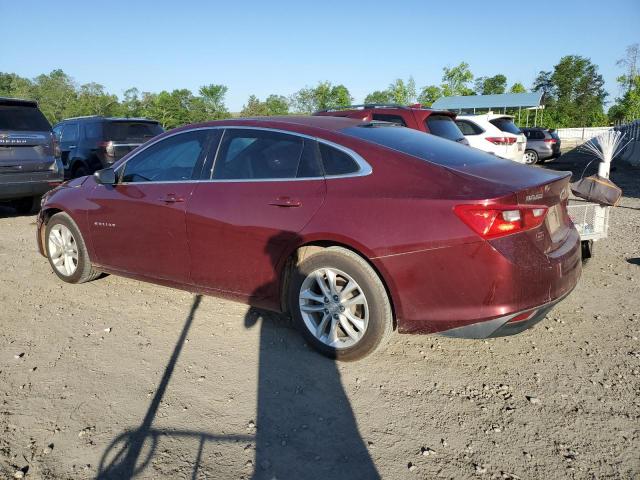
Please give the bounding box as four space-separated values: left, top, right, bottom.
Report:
36 116 581 360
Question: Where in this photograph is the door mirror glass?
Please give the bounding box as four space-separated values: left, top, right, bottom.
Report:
94 168 116 185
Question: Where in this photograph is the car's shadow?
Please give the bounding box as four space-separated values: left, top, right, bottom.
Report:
96 232 379 479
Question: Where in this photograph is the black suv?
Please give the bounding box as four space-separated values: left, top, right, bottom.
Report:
0 97 63 213
53 116 164 178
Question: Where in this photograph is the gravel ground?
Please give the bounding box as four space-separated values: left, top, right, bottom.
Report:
0 159 639 480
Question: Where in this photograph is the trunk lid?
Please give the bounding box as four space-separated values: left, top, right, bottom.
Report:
0 130 56 173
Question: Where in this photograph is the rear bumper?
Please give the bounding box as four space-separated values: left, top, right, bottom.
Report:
375 227 581 336
438 295 564 339
0 177 62 201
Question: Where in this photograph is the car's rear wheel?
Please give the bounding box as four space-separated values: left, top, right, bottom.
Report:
45 212 100 283
524 149 539 164
288 247 393 361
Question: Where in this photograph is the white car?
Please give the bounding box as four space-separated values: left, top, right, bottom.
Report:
454 113 527 163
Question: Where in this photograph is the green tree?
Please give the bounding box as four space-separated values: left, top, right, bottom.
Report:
121 87 143 117
30 69 78 123
264 94 289 115
197 84 229 120
363 90 393 104
72 82 119 117
616 43 639 94
509 82 527 94
240 95 269 116
387 77 416 104
240 94 290 117
474 74 507 95
291 81 353 113
417 85 442 106
534 56 607 127
441 62 474 96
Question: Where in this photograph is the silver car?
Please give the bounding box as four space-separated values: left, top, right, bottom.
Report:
521 127 561 164
0 98 63 213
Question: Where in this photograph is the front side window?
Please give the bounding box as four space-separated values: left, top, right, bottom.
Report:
213 129 322 180
121 130 209 183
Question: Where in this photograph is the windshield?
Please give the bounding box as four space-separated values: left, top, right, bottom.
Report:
341 124 505 167
106 121 163 142
489 117 521 135
0 105 51 131
426 115 465 141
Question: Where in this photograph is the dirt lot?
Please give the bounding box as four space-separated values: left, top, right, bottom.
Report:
1 159 639 480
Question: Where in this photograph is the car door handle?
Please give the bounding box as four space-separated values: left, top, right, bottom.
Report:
158 194 185 204
269 196 302 208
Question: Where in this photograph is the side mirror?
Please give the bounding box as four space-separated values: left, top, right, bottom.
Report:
94 168 116 185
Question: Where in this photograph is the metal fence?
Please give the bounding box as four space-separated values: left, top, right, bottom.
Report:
615 119 640 166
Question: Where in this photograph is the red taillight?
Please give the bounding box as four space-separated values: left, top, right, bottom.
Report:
485 136 517 145
98 141 115 156
454 204 548 239
544 138 557 144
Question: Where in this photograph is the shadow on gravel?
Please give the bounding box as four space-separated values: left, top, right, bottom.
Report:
627 258 640 266
96 295 252 479
96 232 377 479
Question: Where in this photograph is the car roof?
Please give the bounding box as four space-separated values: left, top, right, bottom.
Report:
190 115 365 132
0 97 38 107
457 113 515 121
314 104 455 119
59 116 160 123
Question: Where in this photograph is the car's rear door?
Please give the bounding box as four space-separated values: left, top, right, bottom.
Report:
87 129 214 283
186 128 326 307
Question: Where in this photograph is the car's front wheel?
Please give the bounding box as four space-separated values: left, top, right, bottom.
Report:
288 247 393 361
524 149 539 164
45 212 101 283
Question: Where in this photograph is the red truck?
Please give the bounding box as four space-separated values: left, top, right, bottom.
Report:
314 103 469 145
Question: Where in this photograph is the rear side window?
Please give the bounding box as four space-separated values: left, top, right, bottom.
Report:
341 124 504 167
213 129 322 180
371 114 407 127
426 115 464 141
455 120 483 135
0 105 51 131
105 122 163 142
490 117 521 135
319 143 360 176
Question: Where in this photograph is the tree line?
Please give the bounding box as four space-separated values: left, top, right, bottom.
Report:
1 45 638 130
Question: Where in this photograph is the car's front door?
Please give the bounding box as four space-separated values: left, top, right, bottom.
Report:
87 129 214 283
186 128 326 307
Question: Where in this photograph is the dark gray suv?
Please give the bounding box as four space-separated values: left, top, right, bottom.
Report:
521 127 561 164
0 98 63 213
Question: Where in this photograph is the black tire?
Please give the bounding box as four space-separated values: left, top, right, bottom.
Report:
524 149 539 165
288 246 393 361
581 240 593 266
45 212 101 284
10 197 35 215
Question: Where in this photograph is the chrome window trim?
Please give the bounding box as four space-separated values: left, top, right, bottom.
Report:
111 125 372 185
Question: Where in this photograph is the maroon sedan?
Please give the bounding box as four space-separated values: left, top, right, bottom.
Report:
36 116 581 360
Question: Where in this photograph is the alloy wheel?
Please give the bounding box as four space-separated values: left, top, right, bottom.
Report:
299 267 369 349
524 151 538 164
48 224 78 276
